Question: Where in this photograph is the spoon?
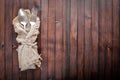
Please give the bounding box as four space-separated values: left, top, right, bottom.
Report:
18 8 28 30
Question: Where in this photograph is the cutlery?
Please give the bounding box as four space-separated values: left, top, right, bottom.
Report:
18 8 28 30
29 7 38 27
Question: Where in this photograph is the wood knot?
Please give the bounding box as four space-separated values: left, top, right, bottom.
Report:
85 15 92 19
0 42 4 48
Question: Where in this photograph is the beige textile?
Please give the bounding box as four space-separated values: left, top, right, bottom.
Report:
12 9 42 71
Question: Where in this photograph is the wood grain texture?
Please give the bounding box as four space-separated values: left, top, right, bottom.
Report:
5 0 13 80
66 0 70 79
55 0 63 80
84 0 92 79
62 0 67 80
33 0 41 79
77 0 85 80
105 0 112 79
41 0 48 80
12 0 20 80
47 0 55 80
0 0 5 80
70 0 77 80
98 0 106 79
91 0 98 79
112 0 120 79
0 0 120 80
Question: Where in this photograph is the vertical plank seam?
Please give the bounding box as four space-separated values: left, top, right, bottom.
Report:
62 4 63 80
54 0 56 79
4 0 6 79
104 0 107 79
118 0 120 76
47 0 49 79
54 0 56 78
18 1 20 80
83 0 85 79
12 0 13 79
98 0 100 79
76 0 78 79
47 0 48 79
111 0 113 78
39 0 41 80
18 0 21 79
90 1 93 79
66 0 71 79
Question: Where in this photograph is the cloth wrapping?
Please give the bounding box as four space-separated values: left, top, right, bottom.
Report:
12 9 42 71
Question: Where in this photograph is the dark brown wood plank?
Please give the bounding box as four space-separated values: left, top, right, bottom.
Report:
20 71 27 80
84 0 92 79
112 0 120 79
91 0 98 79
105 0 112 79
55 0 63 80
62 0 67 80
5 0 13 79
47 0 56 79
27 70 34 80
28 0 31 8
0 0 5 80
41 0 48 80
12 0 20 80
98 0 106 79
70 0 77 79
77 0 85 80
19 0 28 9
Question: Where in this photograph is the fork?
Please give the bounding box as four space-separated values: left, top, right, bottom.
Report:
29 7 38 27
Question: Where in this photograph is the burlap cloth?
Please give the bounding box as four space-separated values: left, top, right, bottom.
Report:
12 9 42 71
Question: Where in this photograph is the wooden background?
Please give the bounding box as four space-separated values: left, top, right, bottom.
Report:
0 0 120 80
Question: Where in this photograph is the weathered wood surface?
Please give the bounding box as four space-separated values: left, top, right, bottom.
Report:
0 0 120 80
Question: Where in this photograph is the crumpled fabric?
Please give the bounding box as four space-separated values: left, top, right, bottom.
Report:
12 9 42 71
